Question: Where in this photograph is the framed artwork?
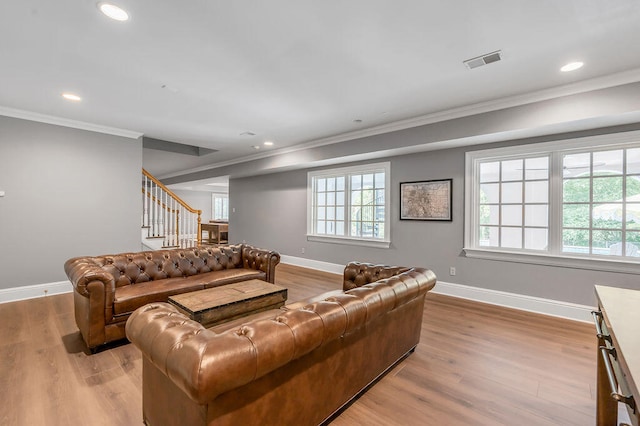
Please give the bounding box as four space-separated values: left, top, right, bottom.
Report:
400 179 452 221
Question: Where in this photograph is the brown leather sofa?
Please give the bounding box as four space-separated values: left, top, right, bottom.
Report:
126 262 436 426
64 244 280 351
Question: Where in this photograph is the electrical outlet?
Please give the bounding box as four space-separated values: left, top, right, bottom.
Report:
449 267 456 276
301 247 305 254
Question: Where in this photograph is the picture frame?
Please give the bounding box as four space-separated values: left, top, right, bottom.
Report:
400 179 452 221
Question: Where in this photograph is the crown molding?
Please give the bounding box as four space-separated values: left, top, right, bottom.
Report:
0 106 143 139
159 67 640 180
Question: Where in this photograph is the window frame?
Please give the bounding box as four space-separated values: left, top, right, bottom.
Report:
464 130 640 274
307 162 391 248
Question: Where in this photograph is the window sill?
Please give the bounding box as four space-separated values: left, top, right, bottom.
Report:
307 234 391 248
463 247 640 275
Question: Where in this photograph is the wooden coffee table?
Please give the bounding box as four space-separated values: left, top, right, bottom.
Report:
168 279 287 327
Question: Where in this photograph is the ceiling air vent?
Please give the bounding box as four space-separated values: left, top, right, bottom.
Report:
463 50 502 70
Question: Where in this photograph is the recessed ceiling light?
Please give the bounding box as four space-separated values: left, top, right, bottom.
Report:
353 119 363 123
62 93 82 102
263 141 274 146
252 145 261 150
561 61 584 72
98 2 129 21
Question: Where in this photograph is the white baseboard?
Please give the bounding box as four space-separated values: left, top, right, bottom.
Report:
0 281 72 304
281 255 595 323
433 281 595 323
280 255 345 275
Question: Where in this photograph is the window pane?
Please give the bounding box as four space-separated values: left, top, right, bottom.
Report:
479 226 499 247
336 191 345 205
593 230 622 256
351 222 361 237
374 223 384 239
336 207 345 220
351 190 362 206
525 228 548 250
326 207 335 220
627 148 640 174
501 227 522 249
362 222 374 237
480 162 500 182
326 178 335 191
361 205 374 221
351 207 360 221
336 221 345 235
563 204 590 228
316 178 326 192
317 192 326 205
317 207 325 220
326 221 335 235
593 177 622 202
480 183 499 203
563 229 589 254
336 177 345 191
375 206 385 221
501 205 522 226
563 153 591 178
326 192 335 205
525 181 548 203
375 189 385 205
626 203 640 229
363 174 374 189
525 157 549 180
627 176 640 198
480 205 499 225
351 175 362 190
593 203 622 229
563 178 590 202
362 189 374 206
501 159 522 181
375 173 385 188
502 182 522 203
316 221 326 234
525 205 548 227
593 150 622 176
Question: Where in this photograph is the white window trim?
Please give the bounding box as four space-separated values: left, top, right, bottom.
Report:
307 162 391 248
464 130 640 274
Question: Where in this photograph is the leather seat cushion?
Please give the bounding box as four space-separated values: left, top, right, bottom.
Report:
114 269 267 315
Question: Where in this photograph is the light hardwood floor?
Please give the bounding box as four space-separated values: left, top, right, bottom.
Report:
0 264 596 425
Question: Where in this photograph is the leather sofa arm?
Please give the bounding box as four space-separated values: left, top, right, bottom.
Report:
241 245 281 283
343 261 411 291
64 257 116 298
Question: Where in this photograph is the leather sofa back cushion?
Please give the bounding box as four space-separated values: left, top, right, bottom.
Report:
92 246 244 287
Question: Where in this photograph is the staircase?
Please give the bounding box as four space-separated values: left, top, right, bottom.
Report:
141 168 202 249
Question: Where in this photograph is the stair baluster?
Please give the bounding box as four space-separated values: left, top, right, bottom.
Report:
141 169 202 249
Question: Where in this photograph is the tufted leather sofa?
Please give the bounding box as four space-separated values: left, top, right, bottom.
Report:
64 244 280 351
126 262 436 426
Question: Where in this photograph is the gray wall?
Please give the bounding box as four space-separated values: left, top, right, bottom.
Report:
230 127 640 307
0 116 142 289
171 189 214 221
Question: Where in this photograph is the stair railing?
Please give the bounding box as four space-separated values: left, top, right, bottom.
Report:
142 168 202 248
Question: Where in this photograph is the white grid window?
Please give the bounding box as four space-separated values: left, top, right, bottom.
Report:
308 162 390 247
478 156 549 250
464 130 640 273
212 194 229 221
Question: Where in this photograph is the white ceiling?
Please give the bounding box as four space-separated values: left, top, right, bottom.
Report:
2 1 640 179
